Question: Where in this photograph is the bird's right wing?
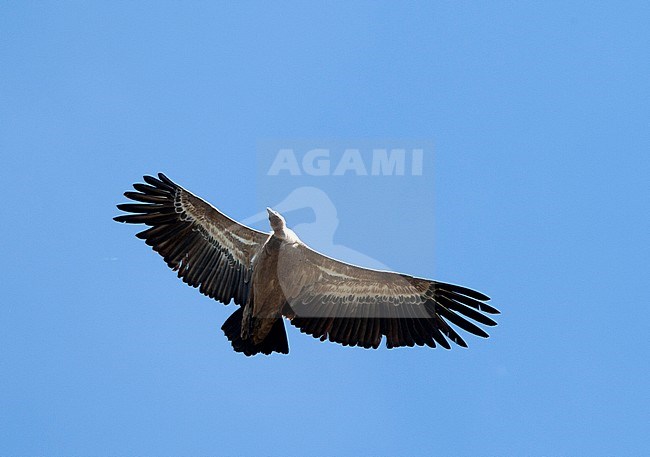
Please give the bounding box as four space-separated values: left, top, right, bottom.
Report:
114 173 269 306
279 242 499 349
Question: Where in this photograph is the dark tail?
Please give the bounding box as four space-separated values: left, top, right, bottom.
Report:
221 308 289 356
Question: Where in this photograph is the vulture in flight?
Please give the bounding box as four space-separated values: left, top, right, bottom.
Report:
114 173 499 356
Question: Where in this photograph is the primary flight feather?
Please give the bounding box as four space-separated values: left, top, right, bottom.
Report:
114 173 499 356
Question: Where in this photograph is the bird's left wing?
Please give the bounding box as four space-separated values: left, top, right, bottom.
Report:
114 173 269 306
278 242 499 350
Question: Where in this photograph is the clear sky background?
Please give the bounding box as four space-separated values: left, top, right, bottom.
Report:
1 2 649 456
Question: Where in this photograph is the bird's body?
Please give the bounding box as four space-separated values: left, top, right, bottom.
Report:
245 234 286 344
115 173 499 356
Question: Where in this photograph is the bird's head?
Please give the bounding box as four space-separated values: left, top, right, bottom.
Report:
267 207 286 234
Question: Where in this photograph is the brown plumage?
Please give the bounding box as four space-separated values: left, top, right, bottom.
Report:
114 173 499 356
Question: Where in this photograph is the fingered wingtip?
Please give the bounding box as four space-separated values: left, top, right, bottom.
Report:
157 172 174 186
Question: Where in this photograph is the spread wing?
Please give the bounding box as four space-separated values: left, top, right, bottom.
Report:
278 243 499 350
114 173 268 306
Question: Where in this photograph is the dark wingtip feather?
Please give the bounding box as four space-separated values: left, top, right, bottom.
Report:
123 191 168 204
116 203 134 212
116 203 167 213
157 172 176 186
435 305 490 339
113 215 136 223
437 281 490 301
143 174 174 191
437 295 498 327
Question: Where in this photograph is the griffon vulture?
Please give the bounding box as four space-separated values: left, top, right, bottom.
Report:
114 173 499 356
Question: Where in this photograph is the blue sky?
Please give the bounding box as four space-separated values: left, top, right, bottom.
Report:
1 2 649 456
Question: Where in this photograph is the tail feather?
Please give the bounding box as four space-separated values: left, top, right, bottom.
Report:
221 308 289 356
